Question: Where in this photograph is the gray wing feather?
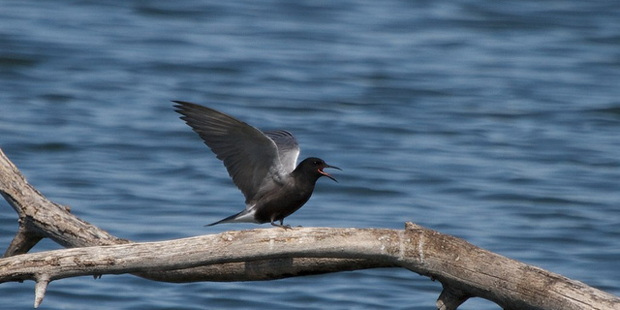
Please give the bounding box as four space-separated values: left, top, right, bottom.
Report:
264 130 300 173
174 101 285 204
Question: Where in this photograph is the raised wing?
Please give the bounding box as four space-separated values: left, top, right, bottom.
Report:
174 101 284 203
264 130 299 173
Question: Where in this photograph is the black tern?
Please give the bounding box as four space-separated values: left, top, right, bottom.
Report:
174 101 340 228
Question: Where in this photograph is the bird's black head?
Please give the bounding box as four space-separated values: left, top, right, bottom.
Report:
298 157 341 182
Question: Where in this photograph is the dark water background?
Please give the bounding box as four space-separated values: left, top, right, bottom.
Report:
1 1 620 309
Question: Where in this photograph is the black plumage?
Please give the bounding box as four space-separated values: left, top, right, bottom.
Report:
174 101 340 228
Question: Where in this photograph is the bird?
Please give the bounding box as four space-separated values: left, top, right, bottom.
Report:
173 101 340 228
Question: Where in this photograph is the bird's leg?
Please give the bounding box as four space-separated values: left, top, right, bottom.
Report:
271 219 292 229
280 219 292 229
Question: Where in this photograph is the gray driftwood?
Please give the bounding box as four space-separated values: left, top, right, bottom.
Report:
1 148 619 309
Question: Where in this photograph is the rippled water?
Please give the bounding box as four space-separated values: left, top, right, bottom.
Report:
1 1 620 309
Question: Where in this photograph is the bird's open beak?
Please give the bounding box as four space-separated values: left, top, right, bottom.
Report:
319 164 341 183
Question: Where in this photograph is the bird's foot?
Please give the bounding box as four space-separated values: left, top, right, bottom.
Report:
271 222 292 229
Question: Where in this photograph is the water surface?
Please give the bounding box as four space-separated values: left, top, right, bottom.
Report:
1 1 619 309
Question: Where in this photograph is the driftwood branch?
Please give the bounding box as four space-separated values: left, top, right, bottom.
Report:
1 148 619 309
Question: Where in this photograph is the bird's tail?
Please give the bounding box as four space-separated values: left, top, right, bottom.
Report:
205 209 257 227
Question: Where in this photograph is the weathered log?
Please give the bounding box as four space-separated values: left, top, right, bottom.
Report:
1 148 619 310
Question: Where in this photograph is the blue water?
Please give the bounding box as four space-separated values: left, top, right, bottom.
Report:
1 1 620 309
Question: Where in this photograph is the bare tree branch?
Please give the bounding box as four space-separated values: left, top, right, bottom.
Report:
1 148 619 310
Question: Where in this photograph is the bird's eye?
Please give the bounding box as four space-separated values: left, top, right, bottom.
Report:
313 161 321 165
